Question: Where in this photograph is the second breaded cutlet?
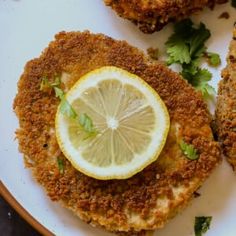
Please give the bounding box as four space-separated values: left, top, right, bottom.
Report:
216 24 236 170
14 31 221 235
104 0 228 33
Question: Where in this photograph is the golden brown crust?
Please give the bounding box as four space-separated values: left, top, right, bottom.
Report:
104 0 228 33
14 31 220 234
215 25 236 170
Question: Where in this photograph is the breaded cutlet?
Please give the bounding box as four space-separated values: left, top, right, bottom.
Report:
216 25 236 170
14 31 221 235
104 0 228 33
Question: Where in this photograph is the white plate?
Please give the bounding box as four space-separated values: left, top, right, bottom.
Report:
0 1 236 235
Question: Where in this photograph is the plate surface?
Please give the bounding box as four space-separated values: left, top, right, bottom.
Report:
0 1 236 235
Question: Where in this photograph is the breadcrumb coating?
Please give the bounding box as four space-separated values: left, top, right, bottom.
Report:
216 24 236 170
104 0 228 33
14 31 221 234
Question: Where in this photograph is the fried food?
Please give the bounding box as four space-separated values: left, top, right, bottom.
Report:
104 0 228 33
215 25 236 170
14 31 220 234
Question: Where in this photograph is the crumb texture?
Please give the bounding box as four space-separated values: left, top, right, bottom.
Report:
14 31 220 234
216 25 236 170
104 0 228 33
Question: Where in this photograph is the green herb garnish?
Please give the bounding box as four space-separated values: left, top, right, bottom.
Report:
50 76 61 87
59 99 97 135
79 113 98 135
60 98 78 119
179 140 199 160
40 76 98 137
54 87 64 99
190 68 216 97
40 77 51 91
165 19 220 98
194 216 212 236
166 19 210 65
57 157 64 174
181 64 216 98
40 76 61 91
206 52 221 67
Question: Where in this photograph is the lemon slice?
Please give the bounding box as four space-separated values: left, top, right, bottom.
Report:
55 66 170 180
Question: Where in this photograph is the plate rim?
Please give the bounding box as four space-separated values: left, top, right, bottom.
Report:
0 180 53 236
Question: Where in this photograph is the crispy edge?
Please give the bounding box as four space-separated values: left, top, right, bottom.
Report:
104 0 228 33
216 24 236 170
13 31 221 234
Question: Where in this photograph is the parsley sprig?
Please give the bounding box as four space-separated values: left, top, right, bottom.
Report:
57 157 64 174
165 19 221 98
205 52 221 67
40 76 61 91
40 76 97 137
194 216 212 236
58 95 98 137
60 98 78 119
79 113 97 134
179 140 199 160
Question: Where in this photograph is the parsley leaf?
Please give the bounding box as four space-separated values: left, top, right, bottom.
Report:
40 76 98 137
179 140 199 160
59 100 98 137
206 52 221 67
197 83 216 98
79 113 97 133
188 23 210 57
166 36 191 64
40 77 51 91
51 76 61 87
57 157 64 174
194 216 212 236
60 98 77 119
190 68 211 84
181 60 200 82
54 87 64 100
59 99 97 137
190 68 216 97
40 76 62 92
165 19 219 98
165 19 210 65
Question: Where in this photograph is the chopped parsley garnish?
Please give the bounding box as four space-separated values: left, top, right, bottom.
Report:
40 77 51 91
58 95 97 136
205 52 221 67
40 76 61 91
59 97 97 136
50 76 61 87
165 19 220 98
166 19 210 65
194 216 212 236
60 98 78 119
40 76 98 137
179 140 199 160
189 68 216 97
57 157 64 174
54 87 64 99
79 113 97 134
